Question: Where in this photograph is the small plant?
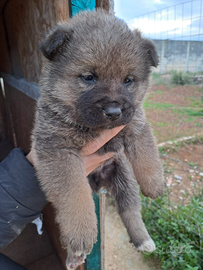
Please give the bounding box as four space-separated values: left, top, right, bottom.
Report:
196 123 203 127
170 70 194 85
141 191 203 270
188 161 198 167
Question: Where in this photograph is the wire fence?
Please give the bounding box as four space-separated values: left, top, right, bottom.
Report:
131 0 203 40
126 0 203 269
130 0 203 73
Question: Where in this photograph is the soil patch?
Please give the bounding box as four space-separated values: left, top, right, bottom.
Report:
145 84 203 143
161 142 203 204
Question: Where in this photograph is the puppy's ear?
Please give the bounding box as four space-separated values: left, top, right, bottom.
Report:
40 26 73 61
143 39 159 67
133 30 159 67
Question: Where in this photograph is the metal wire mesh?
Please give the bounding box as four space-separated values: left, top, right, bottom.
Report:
130 0 203 72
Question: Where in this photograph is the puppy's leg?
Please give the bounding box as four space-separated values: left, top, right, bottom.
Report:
125 123 165 199
34 148 97 269
90 154 155 252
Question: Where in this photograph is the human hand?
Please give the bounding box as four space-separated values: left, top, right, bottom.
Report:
81 125 125 176
26 125 125 176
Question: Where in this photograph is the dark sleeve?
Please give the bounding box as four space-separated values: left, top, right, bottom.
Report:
0 148 47 247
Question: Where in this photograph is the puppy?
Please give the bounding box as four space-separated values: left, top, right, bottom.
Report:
32 10 165 270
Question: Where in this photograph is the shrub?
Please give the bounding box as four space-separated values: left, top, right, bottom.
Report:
170 70 194 85
141 191 203 270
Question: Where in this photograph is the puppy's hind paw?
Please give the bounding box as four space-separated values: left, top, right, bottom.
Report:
137 239 156 253
66 252 86 270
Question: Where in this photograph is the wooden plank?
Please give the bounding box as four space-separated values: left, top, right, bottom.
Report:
54 0 70 21
0 14 10 73
3 0 70 83
0 79 14 145
0 0 7 14
3 83 36 152
0 72 40 101
0 78 6 140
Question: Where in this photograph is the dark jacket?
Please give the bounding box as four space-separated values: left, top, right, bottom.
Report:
0 148 47 247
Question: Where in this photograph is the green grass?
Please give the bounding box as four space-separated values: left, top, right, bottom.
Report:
196 123 203 127
144 102 174 110
188 161 198 167
144 99 203 123
174 108 203 117
158 136 203 152
141 191 203 270
156 90 164 95
157 122 167 127
189 97 203 108
151 72 167 85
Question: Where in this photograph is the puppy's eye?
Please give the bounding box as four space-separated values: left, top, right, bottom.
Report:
124 77 134 86
80 74 97 84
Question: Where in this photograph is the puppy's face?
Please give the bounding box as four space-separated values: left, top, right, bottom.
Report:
40 10 158 129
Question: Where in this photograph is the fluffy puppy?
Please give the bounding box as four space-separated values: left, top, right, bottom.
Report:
32 10 165 270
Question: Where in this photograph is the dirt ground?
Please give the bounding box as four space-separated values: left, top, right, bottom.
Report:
104 141 203 270
161 142 203 205
145 83 203 143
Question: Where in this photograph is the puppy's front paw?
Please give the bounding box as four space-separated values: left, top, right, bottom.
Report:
63 214 97 270
66 252 86 270
65 229 96 269
140 173 166 199
141 181 165 199
137 239 156 253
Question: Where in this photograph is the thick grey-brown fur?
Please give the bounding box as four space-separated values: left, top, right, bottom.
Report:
32 10 165 269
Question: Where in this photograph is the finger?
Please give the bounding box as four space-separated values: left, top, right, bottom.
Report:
85 153 114 176
81 125 125 156
83 152 114 169
86 164 101 177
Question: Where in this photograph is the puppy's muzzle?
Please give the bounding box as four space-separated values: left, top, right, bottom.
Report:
102 106 122 120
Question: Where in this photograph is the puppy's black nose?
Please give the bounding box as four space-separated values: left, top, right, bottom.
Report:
103 107 122 120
